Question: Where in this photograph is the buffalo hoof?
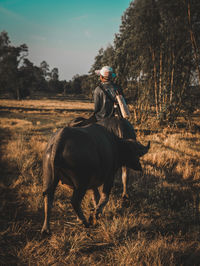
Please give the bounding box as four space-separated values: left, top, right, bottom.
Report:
89 214 97 226
41 228 51 238
84 222 90 228
122 193 129 200
77 217 90 228
121 196 131 208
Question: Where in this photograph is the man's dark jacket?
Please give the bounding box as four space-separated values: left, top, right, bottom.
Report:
94 82 122 121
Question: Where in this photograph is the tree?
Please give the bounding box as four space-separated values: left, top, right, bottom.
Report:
0 31 11 92
0 31 52 98
71 74 82 94
40 60 50 81
183 0 200 86
112 0 200 124
18 58 48 96
48 67 61 92
51 67 59 81
0 31 28 99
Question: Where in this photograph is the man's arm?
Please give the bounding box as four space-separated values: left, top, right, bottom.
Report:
94 87 101 114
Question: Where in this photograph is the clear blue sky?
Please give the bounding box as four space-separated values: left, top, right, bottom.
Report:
0 0 131 80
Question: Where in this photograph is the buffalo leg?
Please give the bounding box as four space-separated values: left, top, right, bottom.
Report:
41 185 57 235
122 167 129 199
95 192 109 219
89 188 100 225
92 188 100 208
94 180 113 221
71 188 89 227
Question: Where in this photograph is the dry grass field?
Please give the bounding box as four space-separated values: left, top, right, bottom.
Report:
0 98 200 265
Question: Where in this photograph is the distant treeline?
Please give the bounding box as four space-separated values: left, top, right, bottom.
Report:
0 31 93 99
0 0 200 125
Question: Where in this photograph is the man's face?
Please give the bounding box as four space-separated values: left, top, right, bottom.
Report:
100 75 109 82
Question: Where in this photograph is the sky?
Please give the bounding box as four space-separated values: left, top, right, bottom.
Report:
0 0 131 80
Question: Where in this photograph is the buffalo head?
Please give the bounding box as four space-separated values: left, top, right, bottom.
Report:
119 139 150 171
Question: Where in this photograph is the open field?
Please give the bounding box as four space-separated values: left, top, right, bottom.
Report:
0 99 200 265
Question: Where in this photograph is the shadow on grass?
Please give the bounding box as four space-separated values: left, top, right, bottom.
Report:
0 126 44 263
112 164 200 240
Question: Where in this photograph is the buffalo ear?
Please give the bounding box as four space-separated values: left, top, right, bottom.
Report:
140 141 150 156
133 160 143 171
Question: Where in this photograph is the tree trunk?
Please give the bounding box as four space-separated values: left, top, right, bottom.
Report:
151 49 159 118
16 87 20 100
159 51 163 113
170 52 175 104
186 0 200 86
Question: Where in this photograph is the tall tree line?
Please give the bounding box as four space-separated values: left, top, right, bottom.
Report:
90 0 200 124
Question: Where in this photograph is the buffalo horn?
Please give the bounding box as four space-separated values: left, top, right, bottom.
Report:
138 141 150 157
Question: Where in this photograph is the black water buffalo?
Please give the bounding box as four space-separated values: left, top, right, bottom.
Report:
69 116 137 199
41 121 150 234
